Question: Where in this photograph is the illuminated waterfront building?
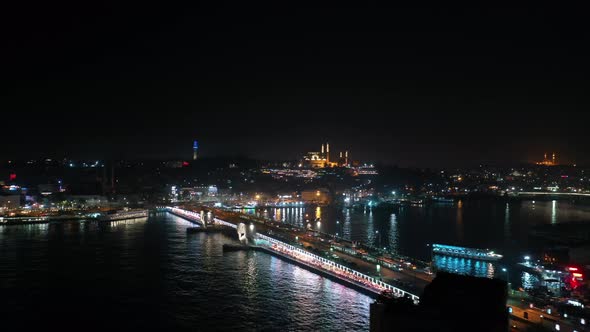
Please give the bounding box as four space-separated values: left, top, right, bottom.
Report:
300 188 331 205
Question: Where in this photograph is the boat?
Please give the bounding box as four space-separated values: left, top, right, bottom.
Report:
431 197 455 203
243 202 257 209
432 243 503 261
98 209 148 221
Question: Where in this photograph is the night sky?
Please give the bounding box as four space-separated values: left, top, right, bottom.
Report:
3 3 589 166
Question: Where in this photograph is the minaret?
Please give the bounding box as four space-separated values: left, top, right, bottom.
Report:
544 153 547 162
326 142 330 163
193 140 198 160
552 152 556 165
345 150 349 166
321 143 325 156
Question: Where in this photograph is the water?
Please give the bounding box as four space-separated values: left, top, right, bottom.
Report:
246 199 590 285
2 199 588 329
0 213 371 331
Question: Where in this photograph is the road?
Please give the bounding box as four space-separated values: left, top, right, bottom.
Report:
210 207 432 293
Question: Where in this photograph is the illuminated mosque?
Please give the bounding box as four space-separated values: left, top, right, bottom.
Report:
536 152 557 166
302 143 349 168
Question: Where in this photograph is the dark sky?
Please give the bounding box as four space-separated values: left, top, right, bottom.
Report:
2 3 589 166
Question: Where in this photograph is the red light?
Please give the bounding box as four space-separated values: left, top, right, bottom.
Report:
182 161 189 167
568 267 578 271
9 173 16 181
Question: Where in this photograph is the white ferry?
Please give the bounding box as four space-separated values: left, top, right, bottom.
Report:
98 209 148 221
432 243 503 261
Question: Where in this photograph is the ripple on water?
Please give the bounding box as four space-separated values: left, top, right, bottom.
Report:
0 215 371 331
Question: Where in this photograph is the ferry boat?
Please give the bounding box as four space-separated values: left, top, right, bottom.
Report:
431 196 455 204
432 243 503 261
98 209 148 221
243 202 257 209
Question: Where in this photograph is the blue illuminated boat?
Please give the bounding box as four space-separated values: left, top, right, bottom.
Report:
432 243 503 261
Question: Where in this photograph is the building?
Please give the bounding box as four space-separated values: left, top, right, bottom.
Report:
193 140 199 160
302 142 343 168
0 195 20 210
536 152 558 166
66 195 108 207
337 150 350 167
301 188 331 205
370 272 508 332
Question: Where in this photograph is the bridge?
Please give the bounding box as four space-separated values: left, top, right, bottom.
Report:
517 191 590 198
163 206 420 303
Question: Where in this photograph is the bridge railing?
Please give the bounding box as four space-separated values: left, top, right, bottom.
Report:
213 218 237 229
166 207 203 225
256 233 420 303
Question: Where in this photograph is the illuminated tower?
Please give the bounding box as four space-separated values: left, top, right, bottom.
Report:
321 143 325 157
552 152 556 165
326 142 330 163
345 150 349 166
193 140 198 160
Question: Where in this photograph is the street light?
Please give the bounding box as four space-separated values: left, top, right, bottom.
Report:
502 268 510 292
427 243 432 269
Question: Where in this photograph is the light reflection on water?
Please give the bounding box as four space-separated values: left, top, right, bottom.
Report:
247 200 590 287
521 272 538 290
0 213 371 331
433 255 496 279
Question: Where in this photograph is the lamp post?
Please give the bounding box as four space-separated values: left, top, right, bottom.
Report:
375 230 381 249
502 268 511 293
427 243 432 270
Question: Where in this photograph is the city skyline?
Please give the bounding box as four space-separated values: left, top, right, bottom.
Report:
3 4 590 167
4 3 590 332
0 128 582 168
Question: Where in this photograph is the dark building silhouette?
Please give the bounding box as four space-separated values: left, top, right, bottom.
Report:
371 272 508 332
